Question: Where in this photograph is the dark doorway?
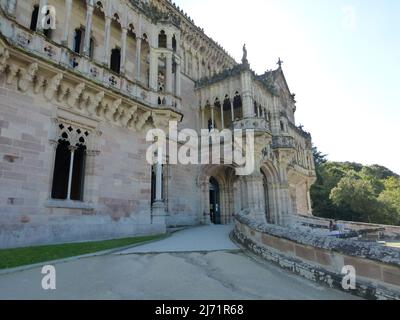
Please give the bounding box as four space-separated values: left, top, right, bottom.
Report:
73 28 84 54
110 48 121 74
30 6 39 32
209 177 221 224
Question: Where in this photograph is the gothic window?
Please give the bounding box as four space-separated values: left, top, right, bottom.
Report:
158 30 167 48
89 37 95 59
233 92 243 119
30 5 39 32
280 121 285 132
172 35 177 52
223 96 231 111
208 118 214 131
51 123 90 201
110 47 121 74
73 28 85 54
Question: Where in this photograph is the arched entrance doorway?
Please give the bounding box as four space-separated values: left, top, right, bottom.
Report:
260 163 281 225
209 177 221 224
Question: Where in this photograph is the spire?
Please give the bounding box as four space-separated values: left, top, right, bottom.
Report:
277 57 283 68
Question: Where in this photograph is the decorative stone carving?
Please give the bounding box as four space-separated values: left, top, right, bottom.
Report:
34 75 45 94
136 111 151 131
6 64 18 84
45 73 63 101
67 83 85 108
87 91 105 116
105 98 122 122
0 46 9 73
18 62 38 92
56 121 91 147
120 105 137 127
57 83 69 102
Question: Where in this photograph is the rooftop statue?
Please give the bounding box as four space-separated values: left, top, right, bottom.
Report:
242 43 248 65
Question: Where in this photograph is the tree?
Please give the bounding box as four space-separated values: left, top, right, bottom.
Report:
330 171 381 223
378 177 400 225
310 146 400 226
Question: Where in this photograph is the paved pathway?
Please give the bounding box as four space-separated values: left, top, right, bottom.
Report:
0 225 360 300
116 224 239 254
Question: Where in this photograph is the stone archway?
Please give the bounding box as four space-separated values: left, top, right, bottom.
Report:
198 165 238 225
260 162 281 224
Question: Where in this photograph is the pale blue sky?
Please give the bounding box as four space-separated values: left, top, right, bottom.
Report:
174 0 400 174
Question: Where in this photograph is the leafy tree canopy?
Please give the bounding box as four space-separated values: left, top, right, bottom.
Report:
310 146 400 226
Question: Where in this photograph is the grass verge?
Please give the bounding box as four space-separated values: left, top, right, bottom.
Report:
0 235 164 270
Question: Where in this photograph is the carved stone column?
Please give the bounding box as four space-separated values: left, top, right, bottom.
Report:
166 52 173 94
240 69 254 118
152 151 166 228
210 105 215 129
103 15 111 65
62 0 73 45
84 129 101 205
175 60 181 97
120 27 128 74
149 48 158 91
230 100 234 122
244 174 267 223
82 3 94 56
200 179 211 224
220 100 225 129
201 106 205 129
135 37 142 82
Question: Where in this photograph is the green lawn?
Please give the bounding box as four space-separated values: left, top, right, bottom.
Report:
0 235 164 270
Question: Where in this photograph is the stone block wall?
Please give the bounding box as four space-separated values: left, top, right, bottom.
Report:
232 213 400 300
0 75 164 249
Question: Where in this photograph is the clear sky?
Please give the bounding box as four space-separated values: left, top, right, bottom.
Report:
174 0 400 174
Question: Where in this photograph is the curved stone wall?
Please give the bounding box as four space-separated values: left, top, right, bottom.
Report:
232 213 400 300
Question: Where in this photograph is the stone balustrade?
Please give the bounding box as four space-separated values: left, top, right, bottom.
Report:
272 135 295 149
1 18 180 111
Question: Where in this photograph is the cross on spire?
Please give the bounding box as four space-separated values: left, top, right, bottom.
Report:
277 57 283 68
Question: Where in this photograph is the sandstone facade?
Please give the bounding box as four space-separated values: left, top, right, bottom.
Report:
0 0 316 248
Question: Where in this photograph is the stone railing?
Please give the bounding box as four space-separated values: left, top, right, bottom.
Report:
232 212 400 300
0 17 180 110
289 214 400 240
272 135 295 149
232 118 271 133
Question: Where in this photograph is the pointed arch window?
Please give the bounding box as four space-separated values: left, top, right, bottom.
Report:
158 30 167 48
30 5 39 31
110 47 121 74
51 123 90 201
